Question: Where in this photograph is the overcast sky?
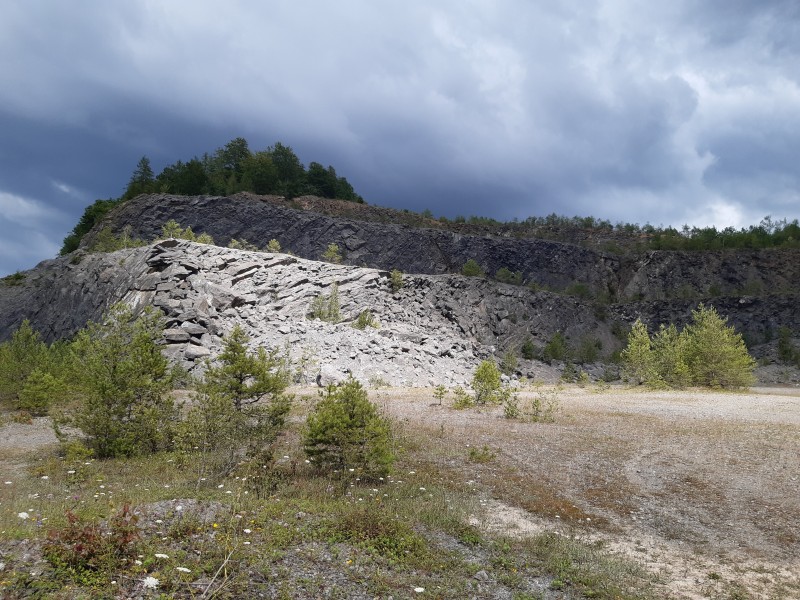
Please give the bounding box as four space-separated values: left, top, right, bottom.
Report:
2 1 799 275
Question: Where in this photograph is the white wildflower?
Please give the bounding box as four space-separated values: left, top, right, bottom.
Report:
18 512 30 520
154 553 169 559
142 575 159 589
176 566 191 573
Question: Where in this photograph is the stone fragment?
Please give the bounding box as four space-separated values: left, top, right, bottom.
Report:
163 328 191 342
185 345 211 360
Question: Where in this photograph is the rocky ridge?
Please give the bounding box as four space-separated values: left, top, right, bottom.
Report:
3 238 800 386
85 193 800 304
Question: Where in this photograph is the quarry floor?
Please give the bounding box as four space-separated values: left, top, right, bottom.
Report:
374 384 800 599
2 385 798 598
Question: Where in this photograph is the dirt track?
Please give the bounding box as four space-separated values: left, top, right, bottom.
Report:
380 385 800 599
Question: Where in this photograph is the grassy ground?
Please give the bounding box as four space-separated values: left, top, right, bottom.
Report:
0 396 657 599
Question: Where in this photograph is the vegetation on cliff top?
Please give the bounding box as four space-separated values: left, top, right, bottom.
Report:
60 137 364 254
60 136 799 256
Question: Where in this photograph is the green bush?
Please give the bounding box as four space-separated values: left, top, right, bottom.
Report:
451 386 473 409
67 305 178 459
575 336 601 364
160 219 184 239
499 350 518 375
565 282 592 299
390 269 404 292
17 369 66 416
0 320 49 408
303 378 395 480
777 327 799 365
461 259 483 277
1 271 26 286
322 243 343 264
352 309 379 330
178 325 291 477
433 384 447 405
542 332 568 363
683 304 755 388
520 338 536 360
651 324 691 387
159 219 214 245
472 360 502 405
309 282 341 323
622 305 756 389
228 238 259 251
620 320 658 386
495 267 523 285
266 238 282 252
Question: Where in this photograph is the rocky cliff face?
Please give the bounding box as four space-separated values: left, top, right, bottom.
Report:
85 194 800 307
2 238 799 385
0 240 611 385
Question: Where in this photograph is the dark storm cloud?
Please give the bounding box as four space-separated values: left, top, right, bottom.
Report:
1 1 798 274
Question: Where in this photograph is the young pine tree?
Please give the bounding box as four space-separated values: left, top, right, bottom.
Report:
304 378 394 480
684 304 755 388
69 305 177 459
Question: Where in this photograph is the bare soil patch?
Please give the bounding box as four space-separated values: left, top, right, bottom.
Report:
378 385 800 599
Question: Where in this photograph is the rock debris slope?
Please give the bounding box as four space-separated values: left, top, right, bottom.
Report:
1 240 585 386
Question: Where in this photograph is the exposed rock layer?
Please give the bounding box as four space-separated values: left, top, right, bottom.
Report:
2 240 798 385
84 194 800 305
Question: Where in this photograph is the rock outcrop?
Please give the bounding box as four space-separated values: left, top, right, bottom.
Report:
2 239 799 385
83 194 800 307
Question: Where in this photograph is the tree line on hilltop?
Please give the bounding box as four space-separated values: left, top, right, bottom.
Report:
61 138 363 254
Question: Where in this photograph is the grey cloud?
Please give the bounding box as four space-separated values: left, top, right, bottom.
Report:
1 1 798 274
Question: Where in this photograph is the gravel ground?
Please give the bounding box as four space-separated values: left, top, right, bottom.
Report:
377 385 800 600
2 386 797 598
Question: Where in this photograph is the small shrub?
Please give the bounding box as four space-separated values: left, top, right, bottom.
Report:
472 360 502 405
542 332 568 363
161 219 184 239
67 305 178 459
17 369 66 416
178 325 291 479
309 283 341 323
777 327 799 365
322 242 343 264
461 259 483 277
352 309 379 330
228 238 259 251
520 338 536 360
43 504 139 586
495 267 523 285
451 386 473 409
330 503 427 562
468 444 496 463
502 390 521 419
196 232 215 245
499 351 518 375
303 378 395 480
266 238 282 253
0 320 49 408
560 361 579 383
527 385 561 422
159 219 213 245
565 282 592 299
1 271 26 286
390 269 404 292
433 384 447 405
575 336 601 364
